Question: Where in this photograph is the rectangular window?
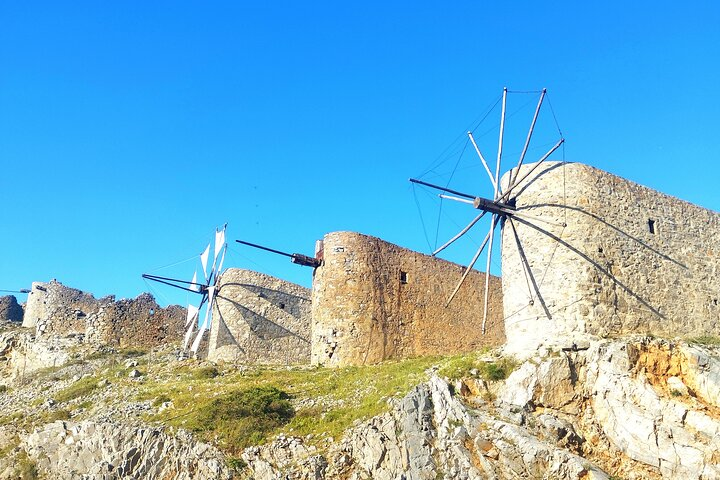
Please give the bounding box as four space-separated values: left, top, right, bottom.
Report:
400 271 408 284
648 219 655 234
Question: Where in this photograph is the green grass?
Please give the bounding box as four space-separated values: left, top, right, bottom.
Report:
687 335 720 346
180 386 294 452
55 376 100 403
437 353 517 382
138 350 515 454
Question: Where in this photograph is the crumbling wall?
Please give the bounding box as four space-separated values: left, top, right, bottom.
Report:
86 293 186 348
23 280 109 336
312 232 504 367
22 280 185 348
208 268 312 364
501 161 720 356
0 296 23 323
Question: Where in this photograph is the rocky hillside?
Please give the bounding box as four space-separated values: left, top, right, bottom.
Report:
1 318 719 479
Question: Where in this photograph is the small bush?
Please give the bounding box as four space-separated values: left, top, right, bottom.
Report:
43 409 71 423
193 366 219 380
226 456 247 471
184 386 294 451
15 450 39 480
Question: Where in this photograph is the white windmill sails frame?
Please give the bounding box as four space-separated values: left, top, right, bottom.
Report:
142 224 228 354
410 88 564 334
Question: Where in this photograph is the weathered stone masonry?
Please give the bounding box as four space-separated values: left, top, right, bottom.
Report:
23 280 185 348
207 268 312 364
311 231 505 367
502 161 720 355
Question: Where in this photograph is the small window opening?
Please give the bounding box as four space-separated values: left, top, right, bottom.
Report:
598 247 603 254
648 219 656 234
279 303 285 310
400 271 408 284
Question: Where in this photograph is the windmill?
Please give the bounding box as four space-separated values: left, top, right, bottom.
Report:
142 224 228 355
410 88 564 334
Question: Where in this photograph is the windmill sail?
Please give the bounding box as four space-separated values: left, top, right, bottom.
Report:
191 285 215 353
190 271 199 292
200 244 211 281
185 304 199 327
142 223 228 357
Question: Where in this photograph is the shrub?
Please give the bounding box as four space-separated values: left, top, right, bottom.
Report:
184 386 294 451
193 366 219 380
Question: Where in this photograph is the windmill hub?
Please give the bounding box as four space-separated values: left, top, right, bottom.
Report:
472 196 516 216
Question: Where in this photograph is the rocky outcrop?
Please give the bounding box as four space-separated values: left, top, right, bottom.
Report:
243 337 720 480
20 420 233 480
0 296 23 323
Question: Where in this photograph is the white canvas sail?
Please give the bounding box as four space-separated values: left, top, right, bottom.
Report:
200 244 211 280
214 228 225 262
183 321 195 350
185 304 199 327
191 285 215 353
190 271 199 292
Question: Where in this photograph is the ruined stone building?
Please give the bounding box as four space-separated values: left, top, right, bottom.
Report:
311 232 504 366
21 162 719 365
207 161 720 366
501 161 720 356
205 234 504 366
207 268 312 364
23 280 186 348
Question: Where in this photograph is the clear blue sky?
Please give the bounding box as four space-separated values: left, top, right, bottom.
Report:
2 1 719 307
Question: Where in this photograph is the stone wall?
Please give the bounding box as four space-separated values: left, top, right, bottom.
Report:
0 296 23 323
501 161 720 356
208 268 312 364
23 280 108 336
22 280 186 348
312 232 504 367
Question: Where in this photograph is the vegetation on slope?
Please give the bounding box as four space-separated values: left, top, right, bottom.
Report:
1 343 516 462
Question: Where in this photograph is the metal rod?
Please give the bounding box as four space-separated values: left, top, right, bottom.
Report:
439 194 474 205
467 131 498 192
142 275 206 295
445 217 497 307
498 137 564 203
142 273 206 288
481 215 497 334
494 87 508 199
508 88 546 190
0 289 30 294
511 209 566 228
432 211 487 256
236 240 295 259
409 178 476 199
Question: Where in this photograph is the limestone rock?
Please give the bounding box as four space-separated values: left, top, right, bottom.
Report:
0 296 23 323
22 420 233 480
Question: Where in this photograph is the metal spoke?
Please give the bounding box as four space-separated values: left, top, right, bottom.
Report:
439 194 474 205
507 88 546 191
467 131 498 192
481 214 497 334
432 211 487 256
498 137 564 203
445 215 499 307
494 87 508 199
